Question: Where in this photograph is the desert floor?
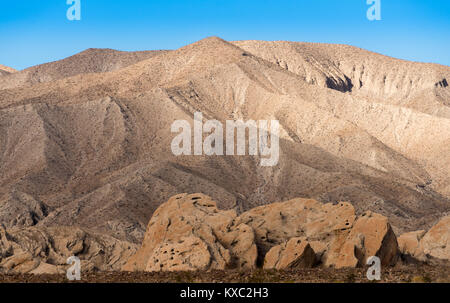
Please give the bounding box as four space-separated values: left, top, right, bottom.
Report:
1 265 448 283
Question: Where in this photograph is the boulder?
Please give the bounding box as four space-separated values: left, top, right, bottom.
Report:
0 225 137 274
237 199 399 268
263 237 316 270
398 230 426 256
417 215 450 261
146 236 213 272
123 193 257 272
236 198 356 265
124 195 401 271
325 211 399 268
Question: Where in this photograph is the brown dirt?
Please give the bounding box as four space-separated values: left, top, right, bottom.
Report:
0 265 448 283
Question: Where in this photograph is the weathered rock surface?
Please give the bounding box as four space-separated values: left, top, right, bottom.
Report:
124 194 400 272
236 198 356 264
123 193 257 272
397 216 450 263
324 211 399 268
0 225 137 274
263 237 316 270
416 216 450 261
0 190 49 229
238 199 398 269
398 230 426 256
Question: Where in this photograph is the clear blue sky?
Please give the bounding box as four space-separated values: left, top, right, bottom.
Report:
1 0 449 70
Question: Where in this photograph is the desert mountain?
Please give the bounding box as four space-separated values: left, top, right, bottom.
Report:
0 37 449 248
0 65 16 76
0 49 169 90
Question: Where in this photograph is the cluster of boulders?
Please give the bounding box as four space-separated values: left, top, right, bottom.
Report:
123 193 258 272
398 215 450 263
0 225 137 274
1 193 447 274
124 193 444 272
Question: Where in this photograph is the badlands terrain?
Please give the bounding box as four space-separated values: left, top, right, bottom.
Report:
0 37 449 278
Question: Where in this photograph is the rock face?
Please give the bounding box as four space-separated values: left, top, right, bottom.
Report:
124 194 400 272
0 190 49 229
0 225 137 274
398 230 426 256
238 199 398 269
123 193 258 272
263 237 316 270
415 216 450 261
339 211 399 267
236 199 356 264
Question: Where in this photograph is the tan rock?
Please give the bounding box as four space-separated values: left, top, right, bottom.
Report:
237 198 355 255
237 199 398 269
398 230 426 256
146 236 213 272
417 215 450 261
0 252 40 273
123 194 257 272
325 211 399 268
218 223 258 269
0 225 137 274
324 232 364 268
264 237 316 270
236 198 356 264
30 262 63 275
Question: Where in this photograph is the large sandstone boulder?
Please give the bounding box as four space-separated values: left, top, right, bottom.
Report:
123 193 257 272
236 198 356 265
146 236 213 272
263 237 316 270
398 230 426 256
416 215 450 261
236 198 398 268
0 225 137 274
324 211 399 268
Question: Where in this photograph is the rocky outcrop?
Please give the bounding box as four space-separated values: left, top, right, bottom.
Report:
124 194 400 272
263 237 316 270
122 193 258 272
418 215 450 261
324 211 399 268
0 225 137 274
236 198 357 266
238 199 398 269
0 191 49 229
398 230 426 257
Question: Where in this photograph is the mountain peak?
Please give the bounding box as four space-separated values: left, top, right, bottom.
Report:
0 64 17 73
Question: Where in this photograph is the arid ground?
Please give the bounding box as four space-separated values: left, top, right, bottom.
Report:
1 265 449 283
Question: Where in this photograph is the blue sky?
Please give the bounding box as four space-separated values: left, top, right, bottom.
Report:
0 0 449 70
